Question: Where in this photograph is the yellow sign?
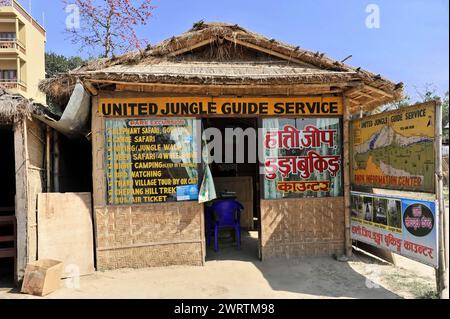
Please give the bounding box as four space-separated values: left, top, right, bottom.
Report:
350 101 436 193
99 96 343 117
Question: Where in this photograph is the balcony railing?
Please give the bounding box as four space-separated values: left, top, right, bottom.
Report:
0 39 26 54
0 79 27 92
0 1 14 7
0 1 46 36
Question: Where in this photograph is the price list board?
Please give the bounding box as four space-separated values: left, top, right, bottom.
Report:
105 118 200 205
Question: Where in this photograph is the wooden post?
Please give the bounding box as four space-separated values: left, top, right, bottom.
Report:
52 130 60 192
14 119 28 281
343 94 352 257
435 100 448 298
45 126 51 192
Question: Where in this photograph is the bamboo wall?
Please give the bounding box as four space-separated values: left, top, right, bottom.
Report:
91 90 349 269
92 94 205 270
95 203 205 270
260 197 345 259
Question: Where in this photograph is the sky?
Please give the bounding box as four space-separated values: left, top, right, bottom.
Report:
20 0 449 101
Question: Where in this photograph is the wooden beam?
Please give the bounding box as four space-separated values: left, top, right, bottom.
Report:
83 81 99 96
364 85 394 98
91 79 349 89
167 37 218 57
223 36 318 67
336 83 364 96
112 83 344 96
87 79 353 96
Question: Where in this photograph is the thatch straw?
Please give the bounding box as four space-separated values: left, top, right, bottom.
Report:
39 22 403 109
0 87 37 122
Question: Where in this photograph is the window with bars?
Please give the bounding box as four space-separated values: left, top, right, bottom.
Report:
0 70 18 82
0 32 17 41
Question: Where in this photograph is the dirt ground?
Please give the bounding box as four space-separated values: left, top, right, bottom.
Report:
0 232 438 299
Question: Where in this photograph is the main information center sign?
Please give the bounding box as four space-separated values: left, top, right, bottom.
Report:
350 102 436 193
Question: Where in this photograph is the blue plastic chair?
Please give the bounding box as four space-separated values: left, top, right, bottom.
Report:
206 199 244 252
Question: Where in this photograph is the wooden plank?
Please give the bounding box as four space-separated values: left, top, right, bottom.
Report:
434 101 448 298
14 120 28 281
92 95 106 207
0 216 16 223
364 85 394 98
37 193 95 278
0 236 15 243
0 248 16 258
167 37 219 57
26 119 45 263
223 36 317 67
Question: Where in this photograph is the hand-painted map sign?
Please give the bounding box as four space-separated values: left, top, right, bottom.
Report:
351 191 438 267
350 101 436 193
105 118 199 205
99 96 343 117
262 118 343 199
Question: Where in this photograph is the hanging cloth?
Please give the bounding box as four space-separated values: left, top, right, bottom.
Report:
198 132 217 203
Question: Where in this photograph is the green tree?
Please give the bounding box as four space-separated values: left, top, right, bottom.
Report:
415 84 449 130
383 83 448 131
45 52 85 78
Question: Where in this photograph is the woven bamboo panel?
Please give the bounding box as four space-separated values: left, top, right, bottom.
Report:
261 197 345 259
94 202 205 270
97 243 203 270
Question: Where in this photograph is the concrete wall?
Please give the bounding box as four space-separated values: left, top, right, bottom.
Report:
260 197 345 259
0 1 46 103
0 59 17 69
22 13 45 103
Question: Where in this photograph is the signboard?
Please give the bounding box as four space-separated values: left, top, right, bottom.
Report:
262 118 343 199
351 191 438 267
350 102 436 192
99 96 343 117
105 118 200 205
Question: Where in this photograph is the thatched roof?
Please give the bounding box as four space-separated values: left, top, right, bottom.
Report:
40 22 404 114
0 87 37 122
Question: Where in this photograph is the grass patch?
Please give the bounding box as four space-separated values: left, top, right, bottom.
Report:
383 272 437 299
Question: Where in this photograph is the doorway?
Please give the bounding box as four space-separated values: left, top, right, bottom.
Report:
202 118 261 261
0 125 16 284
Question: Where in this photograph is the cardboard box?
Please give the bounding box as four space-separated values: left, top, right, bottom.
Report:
21 259 63 297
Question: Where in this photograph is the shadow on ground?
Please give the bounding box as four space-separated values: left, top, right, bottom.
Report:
206 230 401 299
0 231 408 299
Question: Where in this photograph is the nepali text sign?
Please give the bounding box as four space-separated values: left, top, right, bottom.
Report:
99 96 343 117
262 118 343 199
105 118 200 205
350 102 436 192
351 191 438 267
